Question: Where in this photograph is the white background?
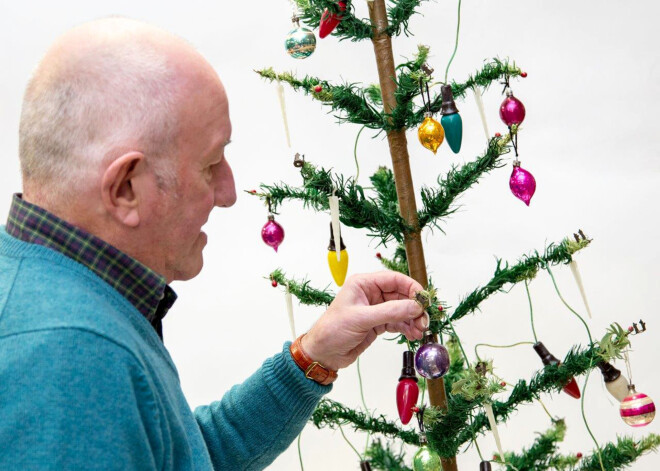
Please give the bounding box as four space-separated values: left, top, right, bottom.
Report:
1 1 659 469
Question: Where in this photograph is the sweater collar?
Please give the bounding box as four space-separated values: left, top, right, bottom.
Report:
5 194 176 339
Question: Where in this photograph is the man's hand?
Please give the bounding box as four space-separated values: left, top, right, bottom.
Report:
300 271 429 371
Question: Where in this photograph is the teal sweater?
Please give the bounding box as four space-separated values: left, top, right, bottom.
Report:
0 228 329 470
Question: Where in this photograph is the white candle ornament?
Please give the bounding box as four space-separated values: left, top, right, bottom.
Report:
484 402 504 461
569 260 592 318
329 192 341 262
472 86 490 142
276 81 292 148
285 285 296 340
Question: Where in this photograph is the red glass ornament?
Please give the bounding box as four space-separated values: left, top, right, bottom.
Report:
520 72 528 78
499 89 526 126
314 85 323 93
319 1 346 38
376 252 382 259
271 279 278 287
533 342 581 399
577 453 583 459
396 351 419 425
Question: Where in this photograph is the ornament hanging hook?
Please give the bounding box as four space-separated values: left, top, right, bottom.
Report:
266 196 273 214
419 77 432 113
415 405 427 434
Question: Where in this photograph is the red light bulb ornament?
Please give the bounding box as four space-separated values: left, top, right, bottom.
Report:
533 342 581 399
396 350 419 425
319 1 346 38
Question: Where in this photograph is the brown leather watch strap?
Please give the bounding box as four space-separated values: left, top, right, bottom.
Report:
289 334 338 386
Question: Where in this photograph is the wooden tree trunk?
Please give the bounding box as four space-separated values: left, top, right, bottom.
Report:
367 1 458 470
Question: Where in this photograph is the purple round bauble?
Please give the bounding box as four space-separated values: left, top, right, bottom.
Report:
261 215 285 252
415 342 450 379
499 94 526 126
509 163 536 206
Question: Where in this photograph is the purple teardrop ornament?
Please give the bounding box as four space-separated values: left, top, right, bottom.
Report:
415 342 450 379
261 215 285 252
509 162 536 206
500 93 526 126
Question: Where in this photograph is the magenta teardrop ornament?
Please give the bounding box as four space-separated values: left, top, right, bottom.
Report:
261 215 285 252
509 161 536 206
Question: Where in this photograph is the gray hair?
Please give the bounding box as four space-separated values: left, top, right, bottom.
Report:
19 31 179 203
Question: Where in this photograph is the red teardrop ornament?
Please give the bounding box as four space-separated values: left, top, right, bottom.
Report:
396 378 419 425
319 1 346 38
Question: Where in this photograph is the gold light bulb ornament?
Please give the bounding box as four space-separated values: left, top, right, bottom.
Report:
327 223 349 287
418 112 444 154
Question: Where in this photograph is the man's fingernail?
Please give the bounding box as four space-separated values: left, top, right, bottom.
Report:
423 313 430 328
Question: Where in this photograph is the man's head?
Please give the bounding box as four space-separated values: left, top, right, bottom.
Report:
19 17 236 282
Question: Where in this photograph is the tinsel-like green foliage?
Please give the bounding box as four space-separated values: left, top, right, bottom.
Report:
270 269 335 306
442 335 466 393
256 57 521 132
292 0 425 42
312 398 419 444
293 0 373 42
365 440 412 471
256 68 385 129
575 435 660 471
307 345 606 459
426 346 602 458
378 242 409 275
597 323 632 363
260 162 409 244
502 419 567 470
437 238 591 333
418 136 510 232
253 136 514 245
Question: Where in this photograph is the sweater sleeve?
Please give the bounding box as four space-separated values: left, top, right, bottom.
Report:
194 342 331 470
0 328 163 471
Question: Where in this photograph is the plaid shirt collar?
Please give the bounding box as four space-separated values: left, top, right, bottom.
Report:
6 193 176 339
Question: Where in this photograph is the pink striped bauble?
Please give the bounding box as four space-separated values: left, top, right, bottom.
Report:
620 388 656 427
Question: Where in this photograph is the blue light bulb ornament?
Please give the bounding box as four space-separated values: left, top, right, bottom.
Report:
440 85 462 154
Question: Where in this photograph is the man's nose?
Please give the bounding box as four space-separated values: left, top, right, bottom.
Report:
215 159 237 208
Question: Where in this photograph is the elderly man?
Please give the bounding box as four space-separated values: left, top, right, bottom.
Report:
0 18 429 471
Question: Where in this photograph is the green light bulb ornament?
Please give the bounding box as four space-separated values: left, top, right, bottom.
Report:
440 84 462 154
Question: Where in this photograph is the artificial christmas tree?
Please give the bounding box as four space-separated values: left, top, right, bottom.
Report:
251 0 659 469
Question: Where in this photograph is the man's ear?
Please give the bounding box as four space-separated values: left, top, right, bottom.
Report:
101 151 144 228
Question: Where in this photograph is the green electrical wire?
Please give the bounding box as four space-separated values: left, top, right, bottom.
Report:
444 0 462 84
580 370 606 471
546 266 593 345
525 280 539 343
297 433 305 471
354 125 366 181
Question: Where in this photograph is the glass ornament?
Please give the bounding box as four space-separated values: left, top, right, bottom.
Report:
418 112 444 154
261 215 285 252
620 386 656 427
509 160 536 206
413 444 442 471
499 88 526 126
415 333 450 379
285 18 316 59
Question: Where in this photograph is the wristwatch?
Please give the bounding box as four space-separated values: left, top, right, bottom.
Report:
289 334 338 386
